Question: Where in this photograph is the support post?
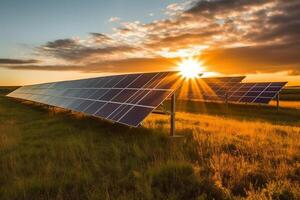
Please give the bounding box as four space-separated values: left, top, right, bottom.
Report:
170 93 176 137
276 93 280 113
225 93 228 109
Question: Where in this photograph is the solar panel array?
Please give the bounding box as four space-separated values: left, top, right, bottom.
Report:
197 76 246 101
184 76 286 104
187 76 245 101
226 82 287 104
7 71 288 128
7 71 182 127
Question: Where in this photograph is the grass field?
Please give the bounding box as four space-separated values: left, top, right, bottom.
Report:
0 87 299 200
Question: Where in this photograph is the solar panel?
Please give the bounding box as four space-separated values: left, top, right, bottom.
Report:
180 77 287 105
226 82 287 104
7 71 184 127
184 76 246 101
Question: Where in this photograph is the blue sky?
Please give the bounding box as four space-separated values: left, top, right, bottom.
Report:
0 0 179 57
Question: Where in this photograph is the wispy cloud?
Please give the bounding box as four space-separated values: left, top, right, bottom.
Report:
108 16 121 22
165 3 185 16
0 58 39 64
2 0 300 76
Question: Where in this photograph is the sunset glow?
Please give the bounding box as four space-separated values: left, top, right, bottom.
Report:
178 57 204 78
0 0 299 86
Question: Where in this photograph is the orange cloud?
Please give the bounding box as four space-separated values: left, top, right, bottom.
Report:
1 0 300 79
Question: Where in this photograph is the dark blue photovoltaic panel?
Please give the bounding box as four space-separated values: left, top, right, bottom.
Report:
112 89 138 103
254 98 270 104
7 71 182 127
99 89 122 101
103 76 125 88
75 100 94 112
89 89 109 100
84 101 106 115
138 90 172 107
226 82 287 104
128 73 158 88
94 77 111 88
95 103 121 118
185 76 287 105
118 106 153 127
185 76 246 101
114 74 140 88
107 105 132 121
126 90 149 104
144 72 168 88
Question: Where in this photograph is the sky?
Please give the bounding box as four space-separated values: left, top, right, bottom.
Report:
0 0 300 86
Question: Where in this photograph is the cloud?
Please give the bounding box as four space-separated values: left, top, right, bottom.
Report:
38 38 138 62
1 57 179 74
0 58 39 64
187 0 270 16
288 69 300 76
42 39 76 49
108 17 121 22
1 64 82 71
165 3 185 16
8 41 300 76
2 0 300 77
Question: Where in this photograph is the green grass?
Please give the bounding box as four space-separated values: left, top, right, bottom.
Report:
0 87 300 200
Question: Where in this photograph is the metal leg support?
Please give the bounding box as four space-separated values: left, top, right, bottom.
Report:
170 93 176 137
276 93 280 113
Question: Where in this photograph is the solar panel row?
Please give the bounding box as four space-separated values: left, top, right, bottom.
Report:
7 72 288 128
186 76 245 101
186 77 286 104
226 82 287 104
7 71 182 127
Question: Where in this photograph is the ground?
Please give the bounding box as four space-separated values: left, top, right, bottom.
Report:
0 87 299 200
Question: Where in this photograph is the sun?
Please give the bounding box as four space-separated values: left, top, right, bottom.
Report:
177 57 204 78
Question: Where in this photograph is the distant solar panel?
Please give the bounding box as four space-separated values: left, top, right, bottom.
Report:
184 76 245 101
226 82 287 104
181 77 286 105
7 71 184 127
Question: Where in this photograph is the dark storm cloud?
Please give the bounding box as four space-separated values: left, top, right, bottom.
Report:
0 58 39 64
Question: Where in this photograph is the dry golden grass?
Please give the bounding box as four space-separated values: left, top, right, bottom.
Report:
144 112 300 198
1 87 300 199
269 100 300 109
